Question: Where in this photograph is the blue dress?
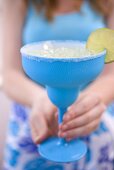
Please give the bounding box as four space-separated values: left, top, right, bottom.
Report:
3 1 114 170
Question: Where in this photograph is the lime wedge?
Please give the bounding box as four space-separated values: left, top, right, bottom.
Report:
86 28 114 63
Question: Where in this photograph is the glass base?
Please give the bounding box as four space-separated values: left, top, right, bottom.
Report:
38 137 87 163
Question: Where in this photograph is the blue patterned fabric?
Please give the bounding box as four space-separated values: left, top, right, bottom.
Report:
3 102 114 169
3 1 114 170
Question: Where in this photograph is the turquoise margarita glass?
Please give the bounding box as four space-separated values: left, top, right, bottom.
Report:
21 40 106 163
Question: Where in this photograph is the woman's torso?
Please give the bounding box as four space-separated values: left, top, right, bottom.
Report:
23 1 106 44
5 2 114 170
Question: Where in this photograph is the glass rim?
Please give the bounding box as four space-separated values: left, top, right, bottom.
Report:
20 40 106 62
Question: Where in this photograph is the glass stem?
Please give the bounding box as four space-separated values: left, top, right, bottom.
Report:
58 108 67 144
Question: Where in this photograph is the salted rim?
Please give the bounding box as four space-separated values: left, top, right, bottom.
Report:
20 40 106 62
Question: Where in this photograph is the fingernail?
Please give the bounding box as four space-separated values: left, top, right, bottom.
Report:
35 136 40 144
58 132 61 137
59 124 62 129
61 132 67 138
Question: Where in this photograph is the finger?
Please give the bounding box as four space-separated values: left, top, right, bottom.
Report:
55 112 58 120
60 118 100 139
67 92 86 112
64 97 100 121
61 103 106 131
46 108 57 124
31 127 48 145
35 130 50 144
74 91 87 104
47 111 59 136
48 105 57 115
31 126 39 144
30 114 50 144
63 94 101 122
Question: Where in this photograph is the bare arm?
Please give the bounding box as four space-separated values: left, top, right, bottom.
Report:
1 1 58 143
85 7 114 105
59 8 114 140
1 0 44 107
84 64 114 105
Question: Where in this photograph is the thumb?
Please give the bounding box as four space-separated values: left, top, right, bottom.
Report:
31 113 51 144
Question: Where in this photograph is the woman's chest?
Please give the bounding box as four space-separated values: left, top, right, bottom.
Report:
23 11 105 44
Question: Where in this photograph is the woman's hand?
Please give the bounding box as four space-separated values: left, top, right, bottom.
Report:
30 89 58 144
59 92 106 141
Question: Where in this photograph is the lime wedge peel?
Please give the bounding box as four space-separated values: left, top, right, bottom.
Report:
86 28 114 63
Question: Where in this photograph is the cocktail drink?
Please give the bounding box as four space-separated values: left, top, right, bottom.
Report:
21 40 106 163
